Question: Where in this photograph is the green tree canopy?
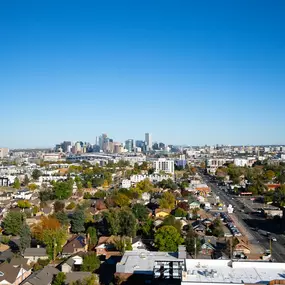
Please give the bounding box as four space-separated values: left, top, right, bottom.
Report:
13 177 21 189
185 227 201 256
81 253 100 272
17 200 31 209
19 224 31 254
162 215 182 233
117 208 137 237
71 209 86 233
32 169 43 180
54 180 73 200
132 203 149 222
154 225 183 252
55 211 69 226
173 207 187 217
2 212 25 235
159 192 175 209
52 272 66 285
87 227 98 249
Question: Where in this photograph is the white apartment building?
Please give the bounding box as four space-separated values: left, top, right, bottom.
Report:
153 158 175 175
234 157 256 167
121 174 173 189
206 158 227 174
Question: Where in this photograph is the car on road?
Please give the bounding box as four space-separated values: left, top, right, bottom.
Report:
270 237 277 242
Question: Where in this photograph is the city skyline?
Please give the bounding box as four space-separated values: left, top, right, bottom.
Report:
1 1 285 148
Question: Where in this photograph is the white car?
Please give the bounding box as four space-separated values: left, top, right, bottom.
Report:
271 237 277 242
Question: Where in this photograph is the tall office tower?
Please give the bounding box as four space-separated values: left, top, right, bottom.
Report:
74 142 82 154
125 139 134 152
0 148 9 159
62 141 71 152
145 133 152 150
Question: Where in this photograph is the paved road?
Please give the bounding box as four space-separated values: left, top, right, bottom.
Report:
200 171 285 262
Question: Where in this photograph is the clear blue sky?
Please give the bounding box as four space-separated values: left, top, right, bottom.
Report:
1 0 284 148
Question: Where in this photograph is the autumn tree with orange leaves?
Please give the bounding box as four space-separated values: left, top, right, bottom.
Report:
32 216 67 260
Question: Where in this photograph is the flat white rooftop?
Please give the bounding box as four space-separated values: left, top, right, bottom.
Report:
182 259 285 284
117 250 184 274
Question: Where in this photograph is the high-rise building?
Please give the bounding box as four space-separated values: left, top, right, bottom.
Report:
62 141 71 152
145 133 152 150
0 148 9 159
125 139 134 152
114 142 123 153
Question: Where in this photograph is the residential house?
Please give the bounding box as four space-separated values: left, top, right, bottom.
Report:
201 242 215 255
131 238 146 251
192 221 206 234
22 266 60 285
154 209 170 219
0 262 31 285
234 237 251 255
23 248 49 265
62 235 88 257
61 255 83 273
189 201 200 210
95 236 115 256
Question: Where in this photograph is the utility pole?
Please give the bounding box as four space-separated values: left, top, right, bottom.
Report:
194 237 197 259
270 238 272 258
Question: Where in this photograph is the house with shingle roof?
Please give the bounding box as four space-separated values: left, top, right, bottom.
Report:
62 235 88 257
0 261 31 285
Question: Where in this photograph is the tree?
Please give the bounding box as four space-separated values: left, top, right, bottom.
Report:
71 275 99 285
162 215 182 233
54 201 65 213
132 204 149 222
173 207 187 217
13 177 21 189
113 236 132 253
42 228 68 260
19 224 31 254
177 201 189 211
28 183 38 191
71 210 85 233
55 211 69 226
159 192 175 209
210 218 224 237
52 272 66 285
117 208 137 237
24 175 30 186
141 218 154 238
2 212 25 235
39 189 55 201
81 252 100 272
265 170 275 181
54 181 73 200
113 193 130 207
185 227 201 256
104 210 119 235
154 226 183 252
32 169 42 180
33 216 61 240
87 227 98 249
17 200 31 209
